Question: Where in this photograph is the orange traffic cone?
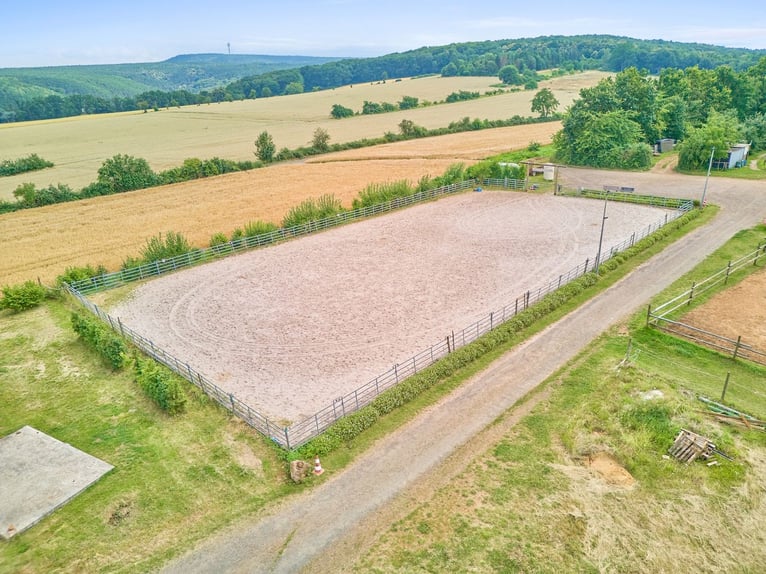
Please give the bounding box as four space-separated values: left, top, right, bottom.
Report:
313 456 324 476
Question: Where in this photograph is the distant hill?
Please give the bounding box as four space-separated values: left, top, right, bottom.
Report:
2 35 766 124
0 53 342 111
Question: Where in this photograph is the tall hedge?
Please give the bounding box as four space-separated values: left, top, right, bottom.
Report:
71 311 128 369
133 356 187 414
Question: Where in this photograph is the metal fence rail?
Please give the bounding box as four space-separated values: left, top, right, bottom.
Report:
649 317 766 367
66 184 695 449
557 187 693 210
70 180 480 295
646 243 766 367
649 244 766 320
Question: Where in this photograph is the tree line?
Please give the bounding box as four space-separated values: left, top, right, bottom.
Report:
553 58 766 170
1 113 556 214
2 35 764 123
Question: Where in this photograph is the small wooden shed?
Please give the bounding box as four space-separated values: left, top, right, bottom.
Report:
727 143 750 169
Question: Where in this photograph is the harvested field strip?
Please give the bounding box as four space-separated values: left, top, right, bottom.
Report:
0 123 558 286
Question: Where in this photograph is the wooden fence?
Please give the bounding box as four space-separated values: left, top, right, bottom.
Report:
65 184 695 449
647 243 766 366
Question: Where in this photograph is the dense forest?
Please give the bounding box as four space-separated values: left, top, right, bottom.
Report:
553 58 766 170
2 35 765 123
0 54 340 122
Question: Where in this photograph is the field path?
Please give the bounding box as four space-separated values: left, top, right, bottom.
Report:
161 170 766 573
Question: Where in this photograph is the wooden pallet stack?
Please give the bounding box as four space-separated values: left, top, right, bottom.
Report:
668 429 716 463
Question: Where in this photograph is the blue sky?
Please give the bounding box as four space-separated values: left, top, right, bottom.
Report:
3 0 766 68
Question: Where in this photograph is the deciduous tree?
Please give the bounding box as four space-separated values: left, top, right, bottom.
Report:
311 127 331 152
531 88 559 117
254 131 276 162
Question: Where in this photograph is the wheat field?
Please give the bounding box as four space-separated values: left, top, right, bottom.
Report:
0 72 605 200
0 71 607 286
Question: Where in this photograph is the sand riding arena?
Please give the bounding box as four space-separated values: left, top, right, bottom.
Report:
111 191 673 424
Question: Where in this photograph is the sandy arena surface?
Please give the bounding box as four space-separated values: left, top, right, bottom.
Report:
111 191 672 424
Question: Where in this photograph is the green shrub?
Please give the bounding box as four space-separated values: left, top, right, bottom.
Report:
0 281 49 312
352 180 415 209
133 356 187 414
244 220 279 237
0 153 54 176
139 231 193 262
56 264 108 287
282 194 343 228
70 312 128 369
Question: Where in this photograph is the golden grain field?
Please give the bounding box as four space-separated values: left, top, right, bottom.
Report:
0 122 561 285
0 72 606 200
0 71 607 286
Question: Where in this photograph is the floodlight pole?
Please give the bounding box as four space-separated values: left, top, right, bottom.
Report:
595 191 610 275
701 146 715 207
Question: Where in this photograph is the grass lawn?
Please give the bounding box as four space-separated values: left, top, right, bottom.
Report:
0 300 293 573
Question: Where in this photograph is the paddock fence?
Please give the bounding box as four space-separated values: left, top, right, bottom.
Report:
66 184 696 449
647 243 766 366
69 180 486 295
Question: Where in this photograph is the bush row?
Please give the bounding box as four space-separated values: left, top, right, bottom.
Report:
70 311 128 369
133 355 187 414
0 153 53 177
0 280 51 312
288 271 600 459
0 156 258 214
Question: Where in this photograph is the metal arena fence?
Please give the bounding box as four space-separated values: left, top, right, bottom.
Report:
66 182 694 449
647 243 766 366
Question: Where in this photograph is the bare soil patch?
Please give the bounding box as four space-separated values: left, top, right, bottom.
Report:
111 191 670 424
585 452 635 487
681 268 766 349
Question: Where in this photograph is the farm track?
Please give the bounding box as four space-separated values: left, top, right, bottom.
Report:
160 170 766 572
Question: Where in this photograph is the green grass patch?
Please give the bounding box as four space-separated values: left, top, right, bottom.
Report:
0 301 291 573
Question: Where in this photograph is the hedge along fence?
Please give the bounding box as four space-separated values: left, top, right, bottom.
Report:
65 188 697 450
284 201 698 450
68 180 479 295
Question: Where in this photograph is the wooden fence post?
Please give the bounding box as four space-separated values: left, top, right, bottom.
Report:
732 336 742 360
687 282 695 305
720 372 731 402
725 261 732 284
646 304 652 327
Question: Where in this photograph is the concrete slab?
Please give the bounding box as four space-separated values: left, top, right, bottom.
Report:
0 426 113 540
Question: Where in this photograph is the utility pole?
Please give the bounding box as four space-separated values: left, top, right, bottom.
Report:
701 146 715 207
595 191 609 275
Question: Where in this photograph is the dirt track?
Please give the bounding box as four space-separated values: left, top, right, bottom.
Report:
159 170 766 573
